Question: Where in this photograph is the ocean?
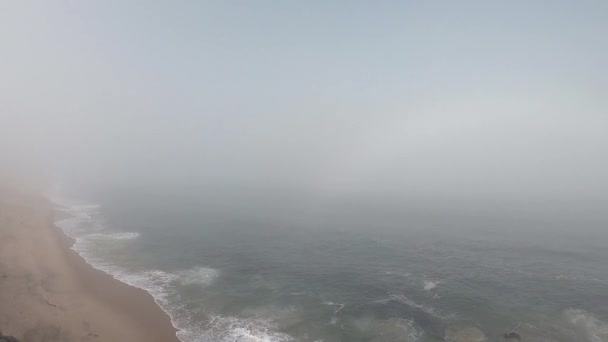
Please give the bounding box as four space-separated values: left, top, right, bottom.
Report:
54 187 608 341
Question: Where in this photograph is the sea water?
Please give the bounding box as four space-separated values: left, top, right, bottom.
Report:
54 187 608 341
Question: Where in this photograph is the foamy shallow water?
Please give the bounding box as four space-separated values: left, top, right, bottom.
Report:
53 195 608 342
56 201 294 342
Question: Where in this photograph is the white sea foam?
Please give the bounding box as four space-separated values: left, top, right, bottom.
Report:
384 271 411 278
564 309 608 342
57 202 101 220
123 269 294 342
53 200 292 342
190 316 294 342
351 317 422 341
423 280 440 291
555 274 577 281
383 294 443 319
69 204 101 212
322 301 345 314
177 267 219 287
393 319 423 342
323 301 345 324
89 232 141 240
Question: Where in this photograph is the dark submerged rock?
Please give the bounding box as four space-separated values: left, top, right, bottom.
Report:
0 330 19 342
445 326 487 342
503 332 521 340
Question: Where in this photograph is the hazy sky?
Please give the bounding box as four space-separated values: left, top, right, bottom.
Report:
1 1 607 201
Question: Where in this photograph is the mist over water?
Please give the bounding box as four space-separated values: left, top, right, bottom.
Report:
54 186 608 341
2 1 607 203
2 1 608 341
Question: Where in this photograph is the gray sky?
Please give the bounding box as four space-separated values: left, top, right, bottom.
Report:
1 1 607 202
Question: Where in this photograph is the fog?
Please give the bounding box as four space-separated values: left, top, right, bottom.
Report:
1 1 607 208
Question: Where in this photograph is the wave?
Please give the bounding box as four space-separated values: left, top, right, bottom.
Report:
53 200 292 342
194 315 294 342
384 270 411 278
563 309 608 342
514 310 608 342
376 294 443 320
350 317 423 342
322 301 345 315
88 232 141 240
322 301 345 325
177 267 219 287
67 203 101 212
108 268 290 342
423 280 440 291
54 199 101 219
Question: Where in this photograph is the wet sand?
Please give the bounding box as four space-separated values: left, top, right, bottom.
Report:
0 187 180 342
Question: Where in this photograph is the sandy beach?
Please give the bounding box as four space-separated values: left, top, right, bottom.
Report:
0 186 180 342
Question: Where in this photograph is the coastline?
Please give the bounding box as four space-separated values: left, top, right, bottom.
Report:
0 188 180 342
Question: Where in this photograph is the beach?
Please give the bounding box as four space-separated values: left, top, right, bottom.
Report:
2 184 606 341
0 187 179 342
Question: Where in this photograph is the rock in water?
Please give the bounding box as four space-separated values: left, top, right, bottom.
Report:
504 331 521 340
445 326 487 342
0 330 20 342
370 318 422 342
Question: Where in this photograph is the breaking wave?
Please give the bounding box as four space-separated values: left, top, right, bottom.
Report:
177 267 219 287
564 309 608 342
194 316 295 342
379 294 443 319
53 200 292 342
322 301 345 314
423 280 440 291
351 317 423 342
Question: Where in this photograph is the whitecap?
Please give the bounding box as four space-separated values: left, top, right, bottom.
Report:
113 269 180 308
374 318 422 342
555 274 577 281
88 232 141 240
384 271 411 278
68 203 101 212
392 319 424 342
57 202 101 220
352 317 423 342
423 280 440 291
177 267 219 287
52 198 291 342
384 294 443 319
187 315 295 342
322 301 345 314
564 309 608 342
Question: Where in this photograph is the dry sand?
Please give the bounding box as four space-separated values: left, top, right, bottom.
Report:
0 187 180 342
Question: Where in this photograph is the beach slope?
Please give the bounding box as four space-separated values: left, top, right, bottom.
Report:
0 187 179 342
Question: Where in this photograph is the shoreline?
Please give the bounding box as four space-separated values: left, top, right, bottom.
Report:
53 210 182 342
0 189 180 342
